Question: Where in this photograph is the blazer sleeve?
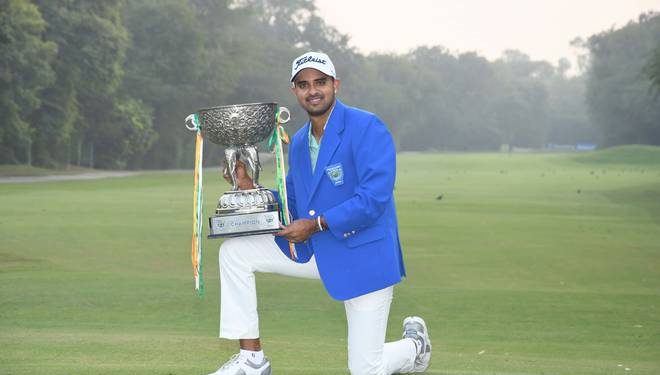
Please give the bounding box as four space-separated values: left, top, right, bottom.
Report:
322 116 396 238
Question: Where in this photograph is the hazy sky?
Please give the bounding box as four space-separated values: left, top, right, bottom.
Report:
314 0 660 68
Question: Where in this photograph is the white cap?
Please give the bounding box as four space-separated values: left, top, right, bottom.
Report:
290 51 336 82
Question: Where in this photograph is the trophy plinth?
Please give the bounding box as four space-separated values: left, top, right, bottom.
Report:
186 102 290 238
208 188 280 237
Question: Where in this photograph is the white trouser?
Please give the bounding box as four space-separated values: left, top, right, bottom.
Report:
218 234 417 375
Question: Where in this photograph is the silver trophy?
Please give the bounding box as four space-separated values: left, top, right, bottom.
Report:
185 102 290 238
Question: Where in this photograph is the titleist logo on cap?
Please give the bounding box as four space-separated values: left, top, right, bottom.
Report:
295 56 327 70
290 51 336 81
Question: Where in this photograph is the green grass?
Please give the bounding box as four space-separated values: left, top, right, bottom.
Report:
570 144 660 166
0 164 95 177
1 148 659 374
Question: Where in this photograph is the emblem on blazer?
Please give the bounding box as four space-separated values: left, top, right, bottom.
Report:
325 163 344 186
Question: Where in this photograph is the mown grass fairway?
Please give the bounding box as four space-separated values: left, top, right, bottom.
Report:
1 147 659 374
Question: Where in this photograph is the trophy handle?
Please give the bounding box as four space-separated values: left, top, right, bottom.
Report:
277 107 290 124
185 114 199 131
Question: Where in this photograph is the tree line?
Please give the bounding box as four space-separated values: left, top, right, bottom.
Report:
581 12 660 147
1 0 658 169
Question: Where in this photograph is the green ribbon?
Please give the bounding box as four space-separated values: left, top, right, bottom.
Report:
269 108 290 225
192 113 204 297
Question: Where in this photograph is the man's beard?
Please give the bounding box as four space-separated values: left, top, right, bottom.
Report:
304 94 334 117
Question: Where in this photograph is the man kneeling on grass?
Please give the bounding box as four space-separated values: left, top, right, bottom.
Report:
207 51 432 375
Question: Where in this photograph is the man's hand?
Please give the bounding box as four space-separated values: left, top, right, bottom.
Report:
275 219 318 243
223 160 255 190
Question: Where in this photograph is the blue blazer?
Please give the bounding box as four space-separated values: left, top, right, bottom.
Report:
275 99 406 300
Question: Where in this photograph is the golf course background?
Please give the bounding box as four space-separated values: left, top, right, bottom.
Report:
1 146 659 374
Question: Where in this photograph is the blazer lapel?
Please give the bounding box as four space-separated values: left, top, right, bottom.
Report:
298 122 314 194
308 100 345 200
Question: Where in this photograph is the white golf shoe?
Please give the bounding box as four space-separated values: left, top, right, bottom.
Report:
207 353 271 375
402 316 432 372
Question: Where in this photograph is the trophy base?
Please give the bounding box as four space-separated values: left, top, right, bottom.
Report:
208 210 280 238
208 189 281 238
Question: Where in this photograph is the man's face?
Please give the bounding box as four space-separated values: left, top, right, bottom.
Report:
291 68 340 117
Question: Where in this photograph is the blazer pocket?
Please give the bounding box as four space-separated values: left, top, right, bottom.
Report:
346 224 386 248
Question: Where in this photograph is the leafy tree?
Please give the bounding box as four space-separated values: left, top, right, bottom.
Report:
491 50 552 148
647 46 660 93
0 0 56 164
545 63 595 145
585 12 660 146
94 96 155 169
122 0 246 168
225 0 359 134
232 0 316 46
348 53 417 149
31 0 150 168
440 51 503 149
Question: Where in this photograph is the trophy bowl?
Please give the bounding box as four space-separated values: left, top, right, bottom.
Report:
197 102 279 146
